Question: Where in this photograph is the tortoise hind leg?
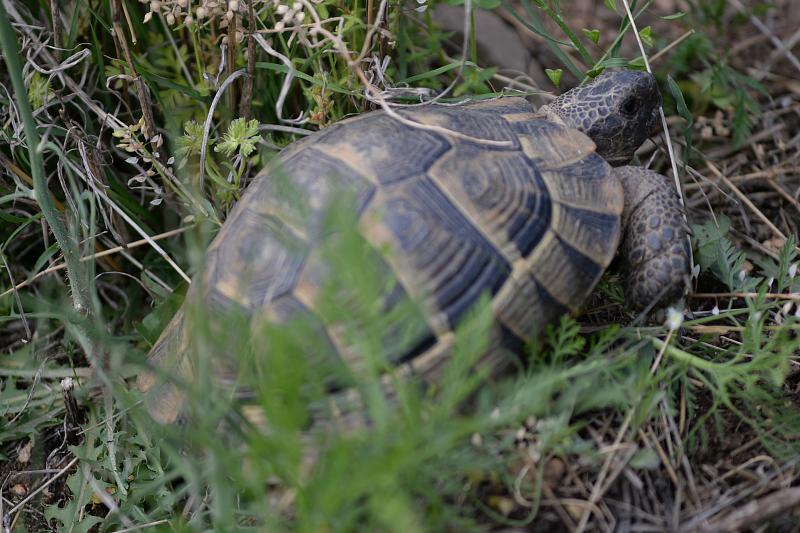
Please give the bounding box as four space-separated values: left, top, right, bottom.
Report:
137 309 191 425
615 166 690 311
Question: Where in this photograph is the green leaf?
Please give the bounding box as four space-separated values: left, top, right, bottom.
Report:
692 214 758 291
667 75 693 163
627 56 646 70
596 57 630 70
0 210 35 223
604 0 617 11
26 72 52 109
662 12 686 20
638 26 654 47
667 75 692 128
215 118 261 158
693 214 731 268
255 62 357 95
399 61 479 84
44 471 105 533
27 242 60 282
136 66 205 99
175 120 207 165
629 447 660 469
545 68 563 88
475 66 498 83
581 28 600 44
135 281 188 345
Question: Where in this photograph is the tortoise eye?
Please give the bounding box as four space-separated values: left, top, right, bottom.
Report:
621 96 639 116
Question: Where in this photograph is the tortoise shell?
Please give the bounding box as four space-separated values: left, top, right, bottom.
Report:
139 97 624 424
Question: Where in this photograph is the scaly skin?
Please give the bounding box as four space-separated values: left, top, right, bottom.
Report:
543 71 689 310
615 166 690 310
536 70 662 166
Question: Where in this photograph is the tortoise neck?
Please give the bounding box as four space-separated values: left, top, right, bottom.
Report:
533 104 567 127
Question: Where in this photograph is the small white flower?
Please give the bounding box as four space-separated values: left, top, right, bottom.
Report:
666 307 683 330
789 263 798 279
738 269 747 282
471 433 482 447
691 264 701 279
782 301 793 315
768 277 774 288
712 304 719 316
124 156 139 165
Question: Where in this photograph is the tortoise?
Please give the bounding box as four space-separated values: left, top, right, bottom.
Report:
138 70 690 425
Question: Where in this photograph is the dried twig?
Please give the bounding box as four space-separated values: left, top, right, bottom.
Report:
690 292 800 302
707 161 799 253
728 0 800 76
0 225 193 299
650 29 696 64
1 456 79 519
239 0 258 119
49 0 61 58
697 487 800 532
112 0 158 145
226 9 238 115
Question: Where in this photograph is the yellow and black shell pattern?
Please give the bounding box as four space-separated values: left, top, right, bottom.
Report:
139 97 624 424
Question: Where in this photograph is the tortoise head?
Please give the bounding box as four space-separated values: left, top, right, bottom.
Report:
537 70 661 166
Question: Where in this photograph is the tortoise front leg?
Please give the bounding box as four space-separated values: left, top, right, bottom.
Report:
615 166 690 311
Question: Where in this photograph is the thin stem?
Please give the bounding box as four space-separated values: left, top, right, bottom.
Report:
652 338 729 373
536 1 594 67
0 2 93 317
